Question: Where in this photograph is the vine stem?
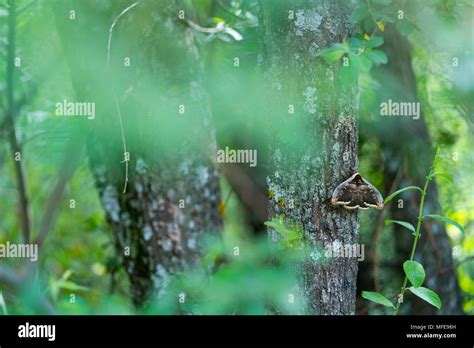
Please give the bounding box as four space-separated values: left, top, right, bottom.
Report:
392 168 434 315
366 0 380 39
106 1 140 194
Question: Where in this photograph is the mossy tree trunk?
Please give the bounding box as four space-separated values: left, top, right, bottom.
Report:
54 0 222 307
259 0 359 314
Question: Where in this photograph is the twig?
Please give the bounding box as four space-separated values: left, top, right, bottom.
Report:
107 2 140 194
35 134 85 249
184 18 243 41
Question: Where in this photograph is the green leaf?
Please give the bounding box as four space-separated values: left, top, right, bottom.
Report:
350 4 370 23
366 36 384 48
362 291 395 308
431 172 453 182
284 229 300 241
363 18 375 33
423 214 464 234
434 152 447 167
264 220 291 238
59 281 89 292
349 37 364 51
350 52 373 72
363 49 388 64
376 12 396 23
403 261 425 287
265 219 304 249
385 220 416 235
314 44 345 62
408 287 441 309
384 186 422 204
60 269 74 282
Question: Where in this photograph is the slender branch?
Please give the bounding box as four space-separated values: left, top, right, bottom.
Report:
106 1 140 194
4 0 32 243
35 135 85 249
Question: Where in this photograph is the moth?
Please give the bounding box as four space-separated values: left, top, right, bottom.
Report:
331 173 384 210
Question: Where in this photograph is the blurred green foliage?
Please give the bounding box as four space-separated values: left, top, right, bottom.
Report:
0 0 472 315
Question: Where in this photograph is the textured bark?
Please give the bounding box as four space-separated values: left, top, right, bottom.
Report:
369 26 462 314
54 1 222 306
259 0 359 314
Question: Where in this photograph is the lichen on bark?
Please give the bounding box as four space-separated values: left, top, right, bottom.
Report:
259 0 360 314
54 0 222 307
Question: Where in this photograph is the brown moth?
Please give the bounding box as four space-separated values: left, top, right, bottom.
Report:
331 173 384 211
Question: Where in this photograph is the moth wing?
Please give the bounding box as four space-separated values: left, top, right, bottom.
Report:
331 173 358 205
336 186 353 204
360 181 384 210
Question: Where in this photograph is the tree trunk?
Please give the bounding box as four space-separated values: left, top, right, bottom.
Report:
259 0 359 314
54 0 222 307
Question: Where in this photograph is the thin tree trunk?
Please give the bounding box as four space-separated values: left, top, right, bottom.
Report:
259 0 359 314
54 0 222 306
4 0 32 243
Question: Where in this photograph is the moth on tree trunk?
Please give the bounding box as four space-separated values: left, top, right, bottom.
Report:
259 0 360 314
331 173 384 211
